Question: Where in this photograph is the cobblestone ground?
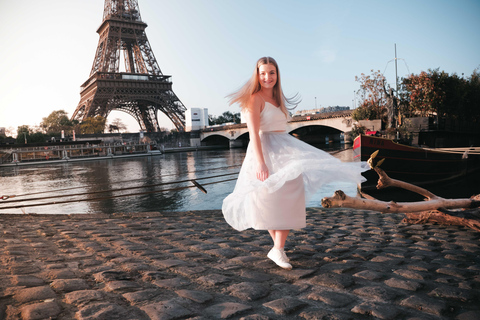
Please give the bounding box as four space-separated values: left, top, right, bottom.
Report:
0 208 479 320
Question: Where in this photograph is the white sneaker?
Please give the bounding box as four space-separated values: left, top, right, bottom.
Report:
267 248 292 270
281 249 290 262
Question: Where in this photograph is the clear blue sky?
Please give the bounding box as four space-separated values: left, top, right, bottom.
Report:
1 0 479 133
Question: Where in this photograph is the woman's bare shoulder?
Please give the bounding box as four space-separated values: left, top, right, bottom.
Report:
248 93 264 112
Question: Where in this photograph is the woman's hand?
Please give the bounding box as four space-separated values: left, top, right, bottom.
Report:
256 163 269 181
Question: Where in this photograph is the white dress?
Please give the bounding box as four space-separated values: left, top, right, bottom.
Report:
222 102 366 231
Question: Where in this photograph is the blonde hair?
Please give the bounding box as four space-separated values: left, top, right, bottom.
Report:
227 57 300 117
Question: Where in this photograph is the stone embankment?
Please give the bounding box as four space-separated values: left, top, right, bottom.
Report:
1 208 479 320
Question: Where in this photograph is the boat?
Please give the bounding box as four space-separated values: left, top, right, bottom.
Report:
0 141 162 167
353 134 480 199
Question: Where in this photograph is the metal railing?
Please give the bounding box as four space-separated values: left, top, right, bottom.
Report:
0 142 157 164
81 72 172 90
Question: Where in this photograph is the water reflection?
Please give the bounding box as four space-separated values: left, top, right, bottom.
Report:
0 150 246 214
0 147 361 215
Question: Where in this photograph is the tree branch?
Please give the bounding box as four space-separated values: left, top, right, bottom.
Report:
372 167 437 200
321 150 480 232
321 190 475 214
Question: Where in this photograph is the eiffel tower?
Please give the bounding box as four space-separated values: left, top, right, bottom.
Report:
72 0 186 132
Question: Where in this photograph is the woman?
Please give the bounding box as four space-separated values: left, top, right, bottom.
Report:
222 57 366 270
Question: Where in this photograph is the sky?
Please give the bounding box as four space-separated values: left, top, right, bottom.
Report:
0 0 479 134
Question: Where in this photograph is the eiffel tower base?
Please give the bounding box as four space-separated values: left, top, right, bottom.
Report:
73 73 185 132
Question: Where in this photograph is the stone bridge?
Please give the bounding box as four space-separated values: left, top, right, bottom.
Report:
199 110 380 148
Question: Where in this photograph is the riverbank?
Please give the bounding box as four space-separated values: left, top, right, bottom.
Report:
1 208 479 319
0 145 227 168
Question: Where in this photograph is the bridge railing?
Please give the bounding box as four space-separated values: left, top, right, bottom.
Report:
202 123 246 132
289 110 352 122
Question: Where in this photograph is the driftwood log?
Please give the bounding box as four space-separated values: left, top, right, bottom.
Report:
322 150 480 232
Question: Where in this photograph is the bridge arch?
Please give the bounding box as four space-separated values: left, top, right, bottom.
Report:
289 124 344 145
199 111 358 147
201 134 230 147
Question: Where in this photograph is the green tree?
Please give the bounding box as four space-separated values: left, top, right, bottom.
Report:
401 68 480 125
352 101 381 121
209 111 241 125
29 132 47 143
79 116 107 134
401 71 438 117
15 125 47 144
16 125 31 144
465 68 480 124
40 110 74 134
348 124 367 140
108 118 127 133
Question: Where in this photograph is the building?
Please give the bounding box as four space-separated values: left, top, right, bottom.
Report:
185 108 209 132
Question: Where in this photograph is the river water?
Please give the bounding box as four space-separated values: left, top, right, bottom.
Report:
0 146 359 215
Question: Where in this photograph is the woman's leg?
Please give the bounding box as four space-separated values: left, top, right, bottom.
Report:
268 230 290 249
267 229 292 269
268 230 275 242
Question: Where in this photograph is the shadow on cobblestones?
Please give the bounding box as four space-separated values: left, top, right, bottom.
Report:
1 208 479 319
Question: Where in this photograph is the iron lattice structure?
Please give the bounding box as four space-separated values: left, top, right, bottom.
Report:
72 0 186 132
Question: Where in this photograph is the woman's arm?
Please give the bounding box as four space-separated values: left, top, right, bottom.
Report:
245 94 269 181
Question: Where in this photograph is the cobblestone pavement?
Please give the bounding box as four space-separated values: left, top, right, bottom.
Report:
1 208 479 320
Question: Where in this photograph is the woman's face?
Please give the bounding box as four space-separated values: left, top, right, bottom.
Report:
258 63 277 90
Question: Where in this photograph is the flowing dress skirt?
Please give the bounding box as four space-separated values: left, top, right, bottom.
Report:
222 132 367 231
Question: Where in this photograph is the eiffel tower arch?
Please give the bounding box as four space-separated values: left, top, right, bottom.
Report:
72 0 186 132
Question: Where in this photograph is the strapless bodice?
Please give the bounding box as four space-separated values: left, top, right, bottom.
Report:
259 102 287 132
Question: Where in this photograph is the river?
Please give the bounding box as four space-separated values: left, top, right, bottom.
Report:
0 146 359 215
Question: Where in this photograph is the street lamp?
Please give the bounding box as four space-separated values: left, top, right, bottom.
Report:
24 132 27 144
